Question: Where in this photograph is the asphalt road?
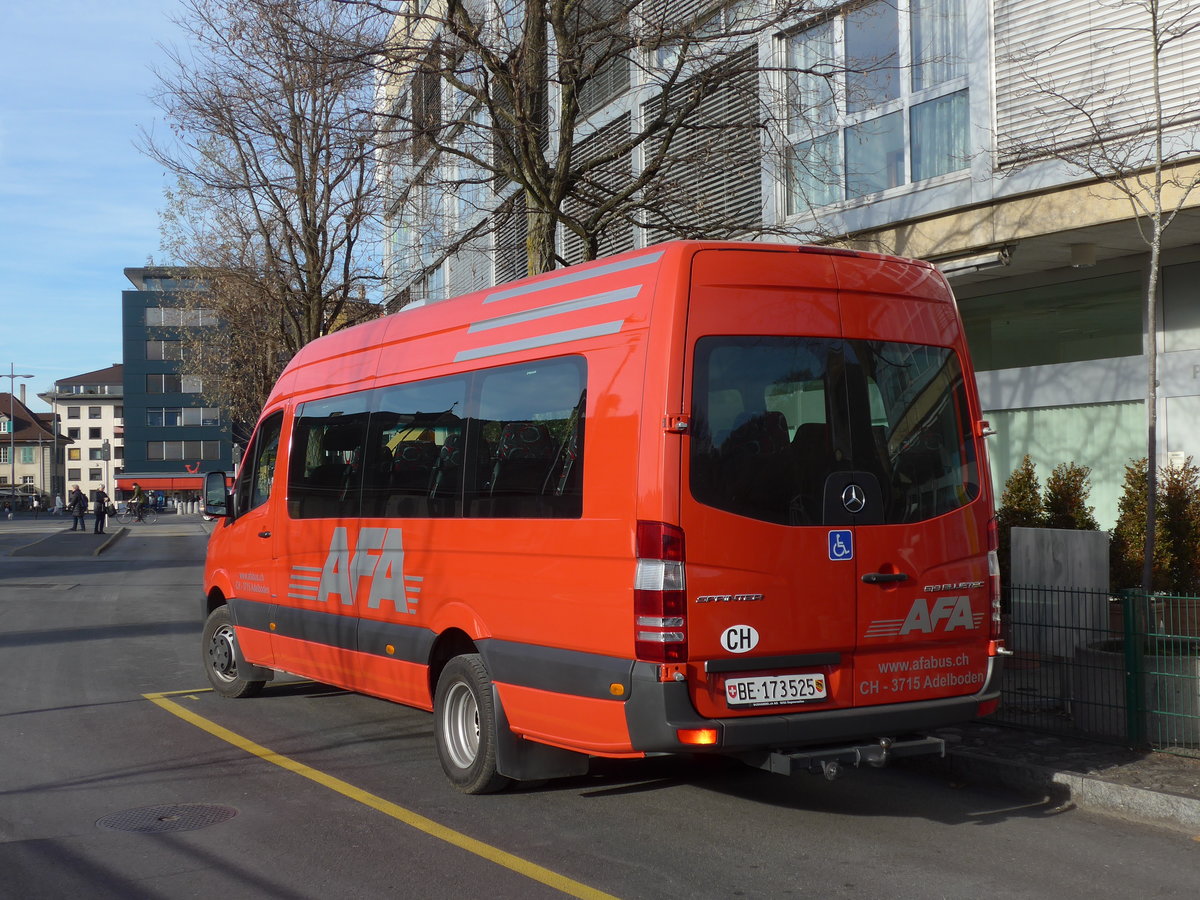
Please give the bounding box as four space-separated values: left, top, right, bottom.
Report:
1 517 1197 899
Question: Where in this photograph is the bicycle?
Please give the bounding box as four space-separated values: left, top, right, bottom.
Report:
115 506 159 525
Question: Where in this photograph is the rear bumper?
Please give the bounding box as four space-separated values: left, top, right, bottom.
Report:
625 654 1004 754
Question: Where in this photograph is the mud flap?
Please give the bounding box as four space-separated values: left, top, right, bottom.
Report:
491 686 589 782
232 643 275 683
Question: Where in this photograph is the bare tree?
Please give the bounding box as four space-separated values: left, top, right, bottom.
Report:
143 0 390 427
999 0 1200 592
348 0 855 297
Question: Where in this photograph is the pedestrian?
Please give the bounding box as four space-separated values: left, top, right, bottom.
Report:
3 501 11 520
93 486 110 534
32 496 40 519
67 485 87 531
54 494 64 516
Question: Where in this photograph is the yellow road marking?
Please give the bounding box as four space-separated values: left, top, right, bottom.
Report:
144 690 619 900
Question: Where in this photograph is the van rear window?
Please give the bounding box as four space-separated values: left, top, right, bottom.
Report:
690 337 979 525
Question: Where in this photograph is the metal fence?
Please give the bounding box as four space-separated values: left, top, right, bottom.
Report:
996 585 1200 757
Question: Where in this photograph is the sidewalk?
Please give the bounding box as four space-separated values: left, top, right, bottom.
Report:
912 721 1200 832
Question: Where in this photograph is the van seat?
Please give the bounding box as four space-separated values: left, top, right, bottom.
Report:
391 440 438 492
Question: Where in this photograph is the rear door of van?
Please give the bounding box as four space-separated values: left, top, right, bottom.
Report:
680 247 993 721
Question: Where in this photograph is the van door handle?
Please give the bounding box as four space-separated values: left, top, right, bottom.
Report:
862 572 908 584
258 531 271 539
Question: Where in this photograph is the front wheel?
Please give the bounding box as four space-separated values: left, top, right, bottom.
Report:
115 510 134 525
433 654 512 794
141 509 159 524
202 606 265 698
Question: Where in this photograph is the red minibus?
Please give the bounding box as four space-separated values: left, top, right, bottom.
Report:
202 240 1005 792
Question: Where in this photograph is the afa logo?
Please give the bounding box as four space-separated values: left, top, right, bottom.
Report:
864 595 981 638
292 527 422 614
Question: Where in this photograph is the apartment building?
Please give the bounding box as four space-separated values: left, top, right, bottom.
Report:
378 0 1200 526
38 364 123 502
1 385 63 508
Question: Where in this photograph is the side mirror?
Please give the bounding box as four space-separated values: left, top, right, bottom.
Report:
203 471 232 518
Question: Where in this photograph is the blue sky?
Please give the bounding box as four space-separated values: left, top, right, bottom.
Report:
1 1 181 412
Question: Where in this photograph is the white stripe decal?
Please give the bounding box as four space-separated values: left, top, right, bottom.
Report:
469 285 641 333
483 251 663 304
454 321 625 363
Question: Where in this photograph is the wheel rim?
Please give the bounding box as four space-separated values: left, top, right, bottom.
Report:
442 681 480 770
207 624 239 683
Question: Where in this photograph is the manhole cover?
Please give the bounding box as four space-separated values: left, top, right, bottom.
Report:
96 803 238 834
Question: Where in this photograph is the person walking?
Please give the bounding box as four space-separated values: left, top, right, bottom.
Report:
54 494 64 516
67 485 87 531
93 486 110 534
32 496 40 519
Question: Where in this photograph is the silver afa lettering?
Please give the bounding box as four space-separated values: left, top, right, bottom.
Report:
317 526 354 605
900 596 974 634
317 526 416 614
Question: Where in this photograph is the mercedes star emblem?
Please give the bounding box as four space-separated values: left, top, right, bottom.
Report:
842 483 866 514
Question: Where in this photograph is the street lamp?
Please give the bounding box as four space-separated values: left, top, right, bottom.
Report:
5 363 34 511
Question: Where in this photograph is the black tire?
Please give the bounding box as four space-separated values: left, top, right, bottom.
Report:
202 606 266 698
433 654 512 794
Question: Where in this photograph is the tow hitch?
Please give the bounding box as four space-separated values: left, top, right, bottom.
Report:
737 734 947 779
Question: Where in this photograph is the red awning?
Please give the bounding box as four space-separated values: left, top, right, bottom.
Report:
115 476 205 491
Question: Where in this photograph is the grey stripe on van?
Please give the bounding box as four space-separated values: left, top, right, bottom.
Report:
454 320 624 363
483 250 663 304
469 284 641 333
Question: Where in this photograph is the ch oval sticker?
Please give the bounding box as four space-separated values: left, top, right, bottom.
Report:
721 624 760 654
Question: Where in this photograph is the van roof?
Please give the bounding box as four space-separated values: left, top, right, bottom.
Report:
269 240 941 408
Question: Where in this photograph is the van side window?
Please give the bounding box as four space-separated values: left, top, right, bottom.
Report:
234 411 284 515
362 376 467 518
287 394 371 519
472 357 586 518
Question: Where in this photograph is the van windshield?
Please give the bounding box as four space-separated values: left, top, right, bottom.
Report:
690 336 980 526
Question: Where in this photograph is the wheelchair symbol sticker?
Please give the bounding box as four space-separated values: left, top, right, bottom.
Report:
828 529 853 561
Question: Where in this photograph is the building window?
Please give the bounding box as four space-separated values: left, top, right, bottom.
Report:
146 306 217 326
89 468 103 482
89 427 102 439
147 340 183 361
20 475 34 485
146 440 222 460
67 406 81 419
784 0 969 212
89 406 102 419
67 468 81 481
146 374 184 394
68 448 81 461
184 407 221 426
0 448 6 465
89 448 107 461
19 447 34 464
147 408 183 427
960 272 1142 371
68 427 80 439
115 406 123 420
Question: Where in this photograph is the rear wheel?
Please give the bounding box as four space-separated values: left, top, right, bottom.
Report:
433 654 512 794
202 606 265 698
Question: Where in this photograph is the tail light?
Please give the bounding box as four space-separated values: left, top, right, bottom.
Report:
634 521 687 662
987 518 1002 641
